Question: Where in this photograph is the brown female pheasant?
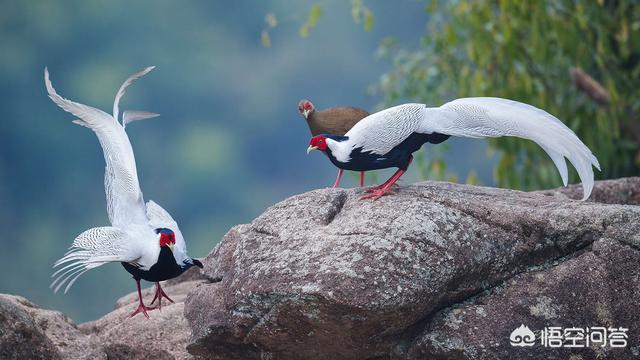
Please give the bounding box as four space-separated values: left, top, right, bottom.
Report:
298 99 369 187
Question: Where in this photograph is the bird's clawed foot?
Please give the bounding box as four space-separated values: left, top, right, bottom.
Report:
150 282 174 310
361 168 406 201
129 278 158 319
365 183 400 194
360 187 396 201
129 302 156 318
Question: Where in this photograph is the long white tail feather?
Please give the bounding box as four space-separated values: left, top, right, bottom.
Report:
52 259 86 277
62 269 89 294
52 268 84 293
420 97 600 200
113 66 156 123
539 144 569 186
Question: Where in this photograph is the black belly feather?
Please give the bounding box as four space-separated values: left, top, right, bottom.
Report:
325 132 450 172
121 246 185 282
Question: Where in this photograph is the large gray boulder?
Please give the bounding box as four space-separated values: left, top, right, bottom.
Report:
185 178 640 359
0 294 65 359
0 266 206 360
1 178 638 359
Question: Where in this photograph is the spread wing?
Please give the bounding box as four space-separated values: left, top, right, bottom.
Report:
419 97 600 200
344 103 425 155
45 67 149 227
51 226 136 293
146 200 190 265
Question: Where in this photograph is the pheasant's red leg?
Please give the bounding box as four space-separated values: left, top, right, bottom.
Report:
333 169 344 188
366 171 399 193
150 282 174 310
365 156 412 193
361 168 406 201
129 279 156 318
360 172 365 188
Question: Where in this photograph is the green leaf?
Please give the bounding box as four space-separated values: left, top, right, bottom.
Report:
299 4 323 38
265 13 277 28
364 9 374 32
308 4 323 27
260 30 271 47
299 25 309 38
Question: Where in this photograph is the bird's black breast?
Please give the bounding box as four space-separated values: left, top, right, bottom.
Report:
121 247 185 282
326 132 450 171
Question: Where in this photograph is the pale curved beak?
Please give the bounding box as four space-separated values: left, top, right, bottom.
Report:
307 145 318 154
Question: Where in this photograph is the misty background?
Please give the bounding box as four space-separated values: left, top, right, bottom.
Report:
2 1 502 321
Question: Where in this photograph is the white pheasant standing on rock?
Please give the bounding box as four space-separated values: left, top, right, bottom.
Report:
45 66 202 318
307 98 600 201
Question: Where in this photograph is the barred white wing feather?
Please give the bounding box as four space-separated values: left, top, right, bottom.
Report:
45 68 148 227
51 227 134 293
419 97 600 200
146 200 189 264
345 103 425 155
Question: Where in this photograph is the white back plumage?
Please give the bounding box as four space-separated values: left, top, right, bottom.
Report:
45 67 188 293
341 97 599 200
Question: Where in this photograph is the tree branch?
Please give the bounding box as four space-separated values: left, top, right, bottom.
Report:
570 67 610 106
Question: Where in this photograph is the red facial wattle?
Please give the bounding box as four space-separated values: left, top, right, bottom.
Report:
309 136 328 151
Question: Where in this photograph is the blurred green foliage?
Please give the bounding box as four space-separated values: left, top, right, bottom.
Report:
300 5 324 38
374 0 640 190
351 0 374 32
263 1 375 48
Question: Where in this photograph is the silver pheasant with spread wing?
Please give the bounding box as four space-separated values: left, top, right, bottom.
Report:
45 66 202 318
308 97 600 201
